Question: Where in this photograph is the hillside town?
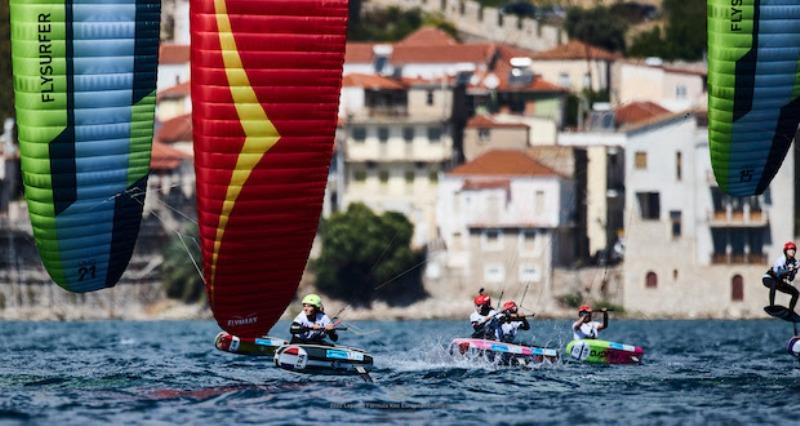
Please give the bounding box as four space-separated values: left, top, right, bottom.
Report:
0 0 793 320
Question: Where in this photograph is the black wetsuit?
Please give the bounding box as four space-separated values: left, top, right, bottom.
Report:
289 313 339 346
762 255 799 311
497 315 530 343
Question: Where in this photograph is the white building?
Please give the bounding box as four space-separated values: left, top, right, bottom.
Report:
339 73 454 247
557 102 673 257
612 60 706 113
157 44 190 92
531 40 618 94
622 112 795 317
433 149 577 309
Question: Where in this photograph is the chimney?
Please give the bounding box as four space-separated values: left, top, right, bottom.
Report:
373 44 393 75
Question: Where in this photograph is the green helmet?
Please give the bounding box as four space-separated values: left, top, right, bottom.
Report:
301 294 322 308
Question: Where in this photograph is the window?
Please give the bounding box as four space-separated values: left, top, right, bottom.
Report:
675 151 683 181
378 127 389 142
520 230 537 253
558 72 570 88
673 269 678 280
354 170 367 181
731 275 744 301
429 171 439 182
428 127 442 142
478 128 490 142
426 90 434 106
676 85 687 99
535 190 545 215
645 271 658 288
403 127 415 142
404 170 415 183
352 127 366 142
636 192 660 220
484 264 505 283
519 265 541 282
670 210 682 238
378 170 390 183
634 151 647 170
481 229 503 251
583 72 591 89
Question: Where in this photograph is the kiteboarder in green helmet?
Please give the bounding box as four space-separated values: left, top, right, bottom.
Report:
289 294 338 346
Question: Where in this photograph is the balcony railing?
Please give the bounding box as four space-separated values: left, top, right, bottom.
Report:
711 253 768 265
708 208 767 227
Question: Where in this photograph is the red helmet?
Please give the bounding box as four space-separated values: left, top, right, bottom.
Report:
502 301 518 312
474 294 491 306
578 304 592 314
785 242 797 252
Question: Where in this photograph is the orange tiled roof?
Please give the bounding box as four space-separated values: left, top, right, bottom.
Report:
615 101 671 126
462 179 511 190
466 115 529 129
397 26 458 46
531 40 619 61
391 43 496 65
449 149 560 177
342 73 405 90
159 44 190 65
157 81 190 101
345 42 377 63
156 113 192 144
151 140 191 171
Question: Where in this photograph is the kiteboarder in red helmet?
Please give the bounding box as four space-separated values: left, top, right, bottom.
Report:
572 305 608 340
496 300 531 343
470 289 500 339
762 241 799 316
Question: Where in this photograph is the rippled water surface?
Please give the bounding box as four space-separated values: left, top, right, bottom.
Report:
1 319 798 425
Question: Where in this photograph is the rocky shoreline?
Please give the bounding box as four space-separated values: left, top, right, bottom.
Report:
0 298 775 321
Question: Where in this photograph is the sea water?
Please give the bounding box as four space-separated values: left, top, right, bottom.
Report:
0 319 797 425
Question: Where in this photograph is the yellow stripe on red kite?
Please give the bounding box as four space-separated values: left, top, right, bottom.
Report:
210 0 280 298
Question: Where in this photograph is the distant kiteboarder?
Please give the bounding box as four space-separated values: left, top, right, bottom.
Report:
572 305 608 340
470 290 532 342
470 290 499 339
762 242 800 321
496 301 531 344
289 294 339 346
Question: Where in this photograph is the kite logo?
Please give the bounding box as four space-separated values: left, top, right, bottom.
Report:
729 0 744 32
227 314 258 327
739 168 753 183
37 13 55 103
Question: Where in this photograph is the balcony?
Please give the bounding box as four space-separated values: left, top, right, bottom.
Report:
367 105 408 118
711 253 768 265
708 208 767 227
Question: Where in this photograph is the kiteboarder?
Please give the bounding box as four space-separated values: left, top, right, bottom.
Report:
289 294 339 346
762 241 799 315
572 305 607 340
470 290 501 340
497 301 531 343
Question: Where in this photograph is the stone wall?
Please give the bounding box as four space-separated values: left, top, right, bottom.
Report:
368 0 566 51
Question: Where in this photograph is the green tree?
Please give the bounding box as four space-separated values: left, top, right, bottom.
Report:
564 6 628 52
348 6 458 42
628 0 706 61
0 1 13 122
161 225 205 304
314 203 427 307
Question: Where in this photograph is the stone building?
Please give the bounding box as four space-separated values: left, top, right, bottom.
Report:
433 149 577 310
622 113 795 318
